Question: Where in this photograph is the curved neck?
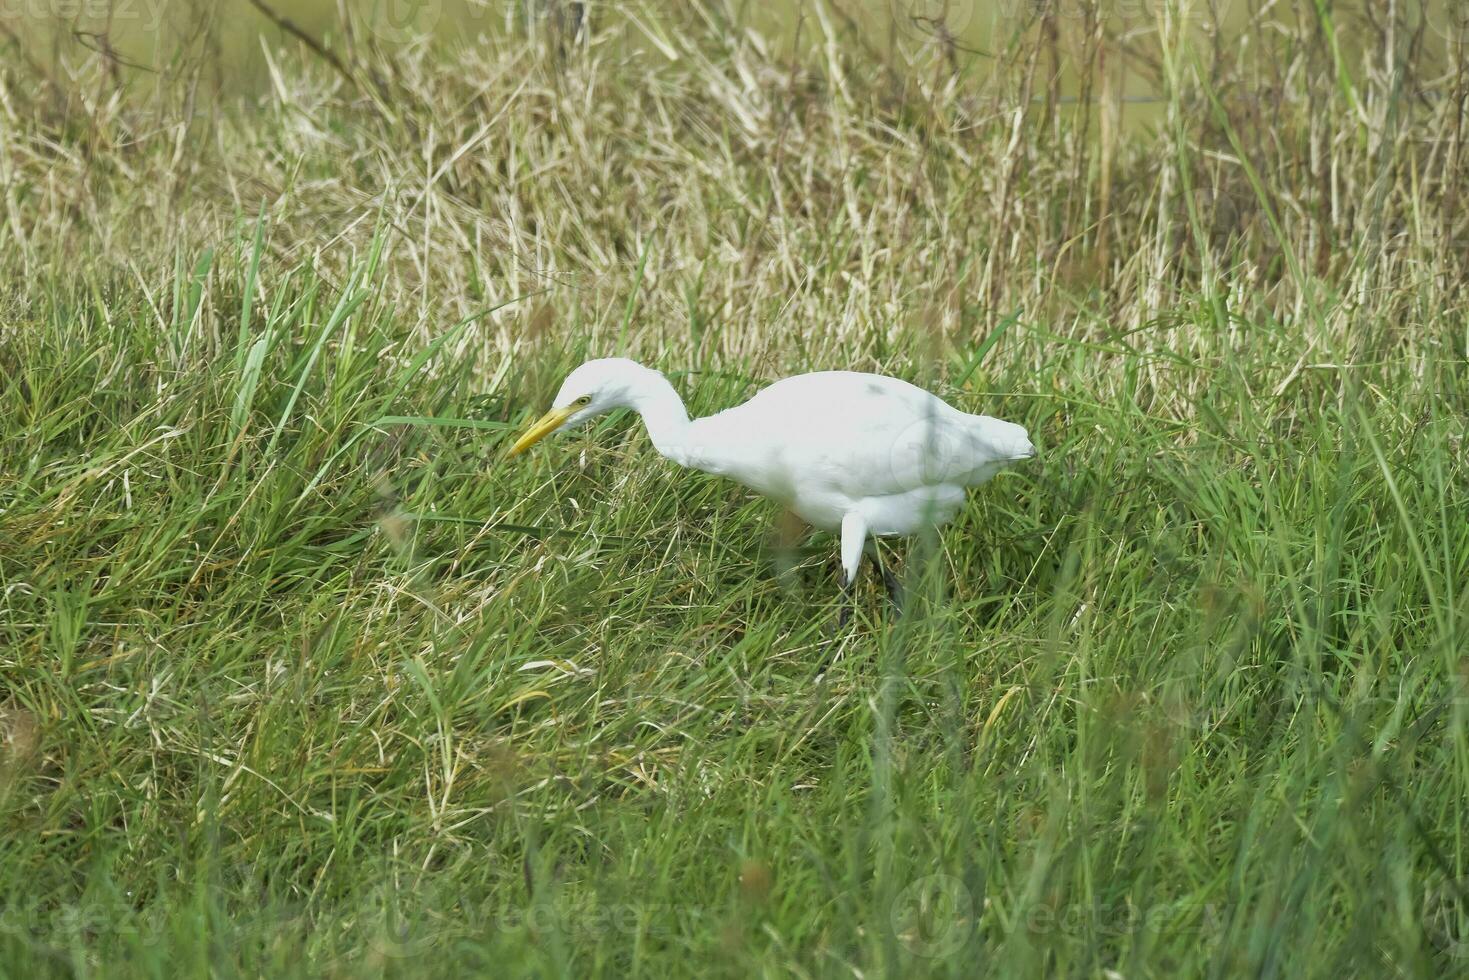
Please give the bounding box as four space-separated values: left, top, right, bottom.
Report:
627 370 693 465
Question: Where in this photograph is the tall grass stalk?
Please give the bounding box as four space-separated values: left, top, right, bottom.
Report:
0 1 1466 975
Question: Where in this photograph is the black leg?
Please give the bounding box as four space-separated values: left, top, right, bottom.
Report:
817 576 855 675
868 552 903 613
836 580 854 630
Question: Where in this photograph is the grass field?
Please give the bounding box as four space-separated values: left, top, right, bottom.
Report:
1 2 1468 976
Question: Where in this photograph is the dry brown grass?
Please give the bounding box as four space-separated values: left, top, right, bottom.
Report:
0 3 1466 975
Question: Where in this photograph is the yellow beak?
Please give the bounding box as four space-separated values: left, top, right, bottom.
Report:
507 405 577 457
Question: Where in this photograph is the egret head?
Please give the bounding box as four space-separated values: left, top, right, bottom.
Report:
989 418 1037 462
507 358 652 456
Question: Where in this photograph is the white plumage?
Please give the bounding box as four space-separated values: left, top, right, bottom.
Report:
509 358 1035 590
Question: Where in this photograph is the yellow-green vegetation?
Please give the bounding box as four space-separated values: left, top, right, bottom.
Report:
1 2 1467 976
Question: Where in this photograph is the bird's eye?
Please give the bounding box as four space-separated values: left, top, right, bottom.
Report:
575 396 592 406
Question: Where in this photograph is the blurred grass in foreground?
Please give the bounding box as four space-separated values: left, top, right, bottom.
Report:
1 1 1468 976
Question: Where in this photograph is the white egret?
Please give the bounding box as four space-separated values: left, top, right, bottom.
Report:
508 358 1035 610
